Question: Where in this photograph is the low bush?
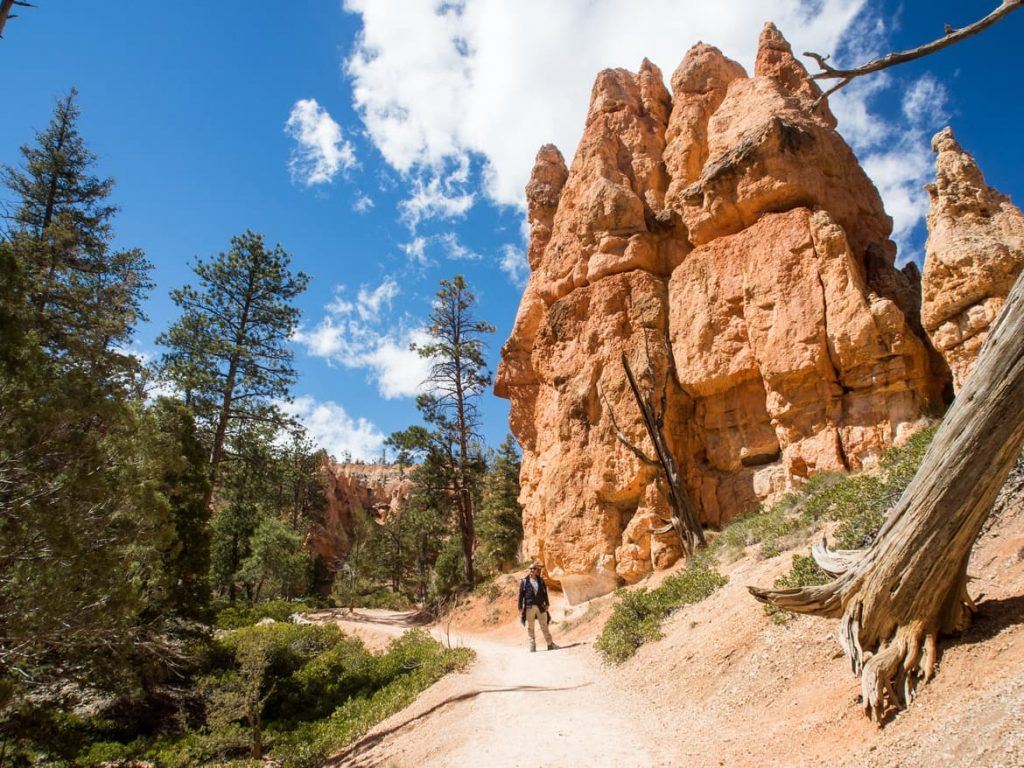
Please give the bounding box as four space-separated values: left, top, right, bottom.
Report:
763 554 831 624
595 561 727 664
81 623 473 766
764 424 939 619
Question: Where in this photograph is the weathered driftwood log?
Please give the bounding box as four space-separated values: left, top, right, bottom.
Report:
750 269 1024 722
600 331 705 556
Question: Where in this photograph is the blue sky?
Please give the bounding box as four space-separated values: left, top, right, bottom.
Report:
1 1 1021 460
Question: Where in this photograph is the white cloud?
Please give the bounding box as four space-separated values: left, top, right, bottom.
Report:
439 232 481 261
863 143 935 251
343 0 870 210
499 243 529 288
353 193 375 212
399 171 475 228
281 395 385 461
901 75 950 127
285 98 356 185
401 236 429 266
853 74 950 263
355 277 400 320
293 278 436 399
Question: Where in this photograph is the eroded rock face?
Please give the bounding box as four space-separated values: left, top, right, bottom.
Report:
307 460 411 570
496 23 948 603
671 208 935 524
922 128 1024 390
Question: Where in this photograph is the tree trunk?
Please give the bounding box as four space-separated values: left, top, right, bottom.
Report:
621 354 705 556
750 269 1024 722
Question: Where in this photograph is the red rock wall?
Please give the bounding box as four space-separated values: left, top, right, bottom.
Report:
496 24 950 604
306 459 411 570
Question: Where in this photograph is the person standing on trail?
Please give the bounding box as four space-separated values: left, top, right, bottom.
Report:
518 562 557 652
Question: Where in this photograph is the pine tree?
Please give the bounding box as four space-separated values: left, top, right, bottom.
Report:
2 88 152 388
158 230 308 506
148 397 213 623
411 275 494 587
477 435 523 574
0 94 177 716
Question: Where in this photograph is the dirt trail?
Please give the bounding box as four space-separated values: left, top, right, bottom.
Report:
327 612 680 768
325 478 1024 768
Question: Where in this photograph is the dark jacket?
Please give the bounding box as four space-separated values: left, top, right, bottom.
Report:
518 575 550 612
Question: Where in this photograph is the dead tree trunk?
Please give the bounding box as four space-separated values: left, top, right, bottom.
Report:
750 269 1024 723
600 332 705 557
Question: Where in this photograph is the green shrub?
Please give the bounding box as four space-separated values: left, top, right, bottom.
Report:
358 589 414 610
762 424 939 621
266 635 474 768
596 562 727 663
88 627 474 767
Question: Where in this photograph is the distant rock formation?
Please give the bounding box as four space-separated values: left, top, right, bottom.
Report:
496 23 951 604
922 127 1024 391
306 460 411 570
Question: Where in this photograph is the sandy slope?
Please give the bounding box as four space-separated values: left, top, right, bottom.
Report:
324 474 1024 768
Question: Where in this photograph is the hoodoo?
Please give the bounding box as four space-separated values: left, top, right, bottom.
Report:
496 24 954 603
921 127 1024 391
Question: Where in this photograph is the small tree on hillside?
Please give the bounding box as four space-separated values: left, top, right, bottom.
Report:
158 230 308 508
477 435 523 573
411 275 494 588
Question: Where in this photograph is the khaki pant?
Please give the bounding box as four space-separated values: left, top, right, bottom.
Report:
525 605 553 648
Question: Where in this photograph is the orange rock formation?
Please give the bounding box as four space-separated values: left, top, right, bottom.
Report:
921 127 1024 391
496 24 952 603
307 460 411 570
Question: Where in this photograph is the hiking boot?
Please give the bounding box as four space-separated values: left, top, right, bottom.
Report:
547 643 558 651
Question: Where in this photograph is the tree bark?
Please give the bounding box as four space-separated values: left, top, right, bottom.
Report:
750 269 1024 722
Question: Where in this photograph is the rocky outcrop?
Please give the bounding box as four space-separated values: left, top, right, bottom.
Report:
496 23 951 603
922 128 1024 390
307 460 411 570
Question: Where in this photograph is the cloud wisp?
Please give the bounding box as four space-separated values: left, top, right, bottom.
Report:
280 395 385 461
285 98 357 186
293 277 435 399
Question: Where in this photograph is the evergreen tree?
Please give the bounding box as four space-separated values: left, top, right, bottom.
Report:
411 275 494 587
148 397 213 623
2 88 152 388
0 93 177 720
477 435 523 574
158 230 308 505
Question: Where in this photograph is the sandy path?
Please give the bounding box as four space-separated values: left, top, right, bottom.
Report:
328 613 680 768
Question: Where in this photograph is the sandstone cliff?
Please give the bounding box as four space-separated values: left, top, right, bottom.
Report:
921 127 1024 391
307 460 411 570
496 24 950 603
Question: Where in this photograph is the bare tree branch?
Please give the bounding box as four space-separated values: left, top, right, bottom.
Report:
598 380 658 467
804 0 1023 104
0 0 34 38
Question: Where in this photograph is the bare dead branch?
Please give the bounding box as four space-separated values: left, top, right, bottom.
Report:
803 0 1023 104
620 350 706 555
0 0 34 38
598 379 658 467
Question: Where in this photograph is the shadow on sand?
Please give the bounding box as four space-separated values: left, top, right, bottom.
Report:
325 682 592 766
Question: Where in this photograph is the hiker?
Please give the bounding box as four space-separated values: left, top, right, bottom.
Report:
518 561 557 652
